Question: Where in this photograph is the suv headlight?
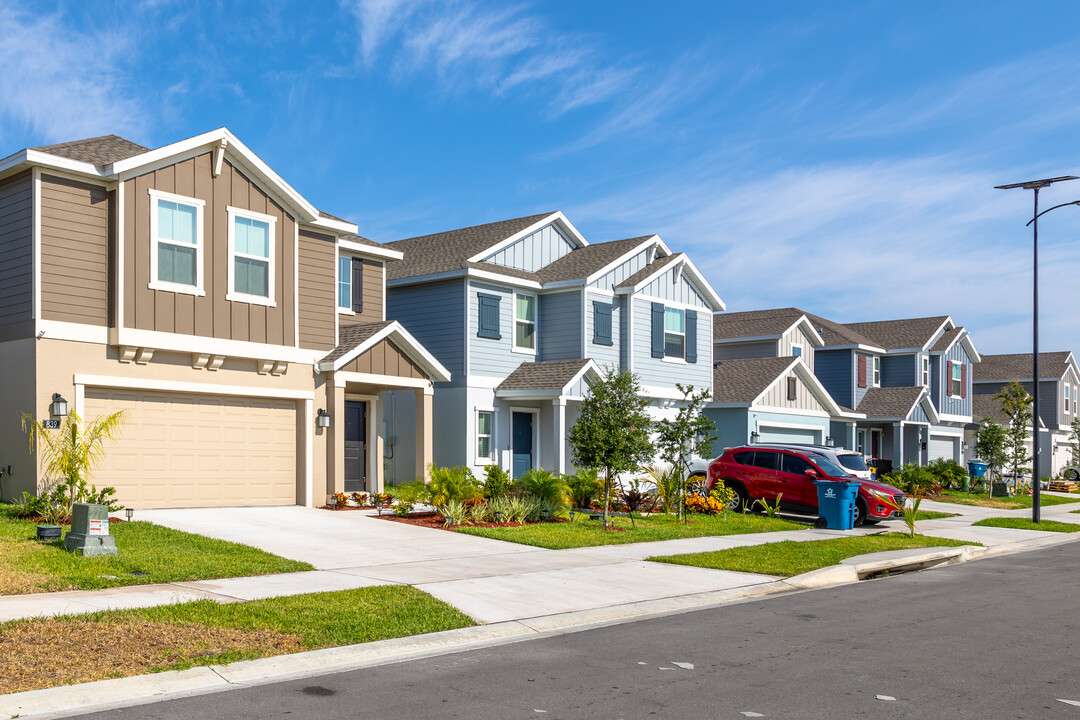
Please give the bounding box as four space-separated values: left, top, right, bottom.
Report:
867 488 895 504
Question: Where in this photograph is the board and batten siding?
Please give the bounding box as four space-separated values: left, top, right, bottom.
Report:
0 171 34 340
854 352 874 409
779 325 815 370
338 259 385 326
813 350 852 408
636 265 709 308
758 368 827 412
123 154 297 346
629 297 710 392
584 290 620 371
937 342 972 417
538 290 581 361
482 223 574 272
386 280 465 385
590 250 647 291
467 280 529 379
297 230 335 350
39 175 110 327
1062 366 1080 426
341 338 425 378
713 340 777 361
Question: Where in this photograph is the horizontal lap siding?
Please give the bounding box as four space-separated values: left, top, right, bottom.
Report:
297 230 335 350
339 259 384 325
714 340 776 361
40 175 109 326
342 338 425 379
538 290 581 361
585 290 620 371
814 350 852 408
468 281 526 379
387 280 464 385
631 297 710 392
124 155 296 346
881 354 915 388
0 172 33 336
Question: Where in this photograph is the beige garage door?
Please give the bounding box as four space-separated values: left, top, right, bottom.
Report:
84 388 298 509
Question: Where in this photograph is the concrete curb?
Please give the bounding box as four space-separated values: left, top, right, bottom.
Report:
5 532 1080 719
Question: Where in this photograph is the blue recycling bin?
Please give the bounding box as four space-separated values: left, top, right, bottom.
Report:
814 480 861 530
967 461 988 493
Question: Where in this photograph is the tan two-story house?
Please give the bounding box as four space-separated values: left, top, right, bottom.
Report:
0 129 448 508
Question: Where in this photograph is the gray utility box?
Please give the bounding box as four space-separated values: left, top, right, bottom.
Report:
64 503 118 556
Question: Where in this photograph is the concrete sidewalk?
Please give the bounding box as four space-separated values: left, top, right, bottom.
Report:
1 500 1078 625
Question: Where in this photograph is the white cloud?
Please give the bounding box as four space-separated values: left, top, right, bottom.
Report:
0 3 147 144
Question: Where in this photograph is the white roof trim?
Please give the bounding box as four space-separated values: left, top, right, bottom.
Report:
387 267 542 290
791 316 825 347
748 357 844 416
308 216 360 235
921 317 955 352
494 359 602 399
614 254 725 311
583 235 670 285
919 393 941 424
317 321 451 382
338 237 404 261
467 211 587 264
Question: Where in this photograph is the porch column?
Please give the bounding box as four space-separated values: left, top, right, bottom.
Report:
327 380 346 499
370 395 383 494
894 422 905 467
553 398 566 474
414 386 433 482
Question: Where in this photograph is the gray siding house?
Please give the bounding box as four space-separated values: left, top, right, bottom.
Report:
385 211 724 479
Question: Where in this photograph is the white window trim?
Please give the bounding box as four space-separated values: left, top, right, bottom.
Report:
226 205 277 307
475 408 496 465
922 356 930 387
664 306 686 360
791 343 803 358
337 251 355 313
872 356 881 387
148 189 206 297
948 360 962 397
1066 382 1071 415
512 291 538 354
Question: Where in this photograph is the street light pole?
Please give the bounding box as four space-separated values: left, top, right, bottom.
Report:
995 175 1079 523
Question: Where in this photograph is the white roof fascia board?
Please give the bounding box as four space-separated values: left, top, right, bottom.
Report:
337 238 403 261
960 333 981 363
887 348 924 354
309 216 360 235
614 255 726 311
822 343 889 354
541 279 587 290
582 235 663 285
919 394 941 424
21 150 107 178
386 268 542 291
319 321 451 381
110 128 321 222
792 316 826 347
705 401 753 409
563 359 602 394
834 409 867 419
466 211 571 263
713 334 783 344
467 268 541 290
937 412 972 424
921 317 954 352
495 389 561 399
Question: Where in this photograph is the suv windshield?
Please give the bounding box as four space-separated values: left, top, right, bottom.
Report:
807 455 853 478
836 454 869 472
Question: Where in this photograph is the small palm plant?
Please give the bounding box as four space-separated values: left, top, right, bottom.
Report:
22 410 125 516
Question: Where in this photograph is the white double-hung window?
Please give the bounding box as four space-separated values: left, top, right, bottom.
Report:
513 292 536 352
338 255 352 311
149 190 205 295
227 207 276 305
476 410 494 463
922 357 930 386
950 361 962 396
665 307 686 359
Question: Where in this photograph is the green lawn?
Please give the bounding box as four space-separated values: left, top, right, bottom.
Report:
972 517 1080 533
3 586 474 693
0 504 311 595
454 512 807 549
910 510 959 520
929 491 1080 510
649 534 977 577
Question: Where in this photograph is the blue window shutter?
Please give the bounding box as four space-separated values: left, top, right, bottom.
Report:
685 309 697 363
477 293 501 339
651 302 665 358
593 302 612 346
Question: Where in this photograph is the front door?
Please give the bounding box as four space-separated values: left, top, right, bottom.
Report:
345 401 367 492
512 411 534 479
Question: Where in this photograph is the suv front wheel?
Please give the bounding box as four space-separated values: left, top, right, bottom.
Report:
721 480 748 512
853 497 868 527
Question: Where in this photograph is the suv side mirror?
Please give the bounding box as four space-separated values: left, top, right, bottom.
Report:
804 468 818 477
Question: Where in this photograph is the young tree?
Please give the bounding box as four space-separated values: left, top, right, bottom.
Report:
973 420 1007 491
654 383 716 520
1070 417 1080 469
995 381 1033 485
568 368 653 527
22 410 125 513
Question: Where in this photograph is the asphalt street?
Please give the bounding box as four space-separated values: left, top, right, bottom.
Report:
75 545 1080 720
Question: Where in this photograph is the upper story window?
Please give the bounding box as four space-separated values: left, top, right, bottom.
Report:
513 292 536 352
1066 383 1072 414
950 361 962 397
791 344 803 357
922 357 930 386
149 190 205 296
338 255 364 313
872 356 881 387
227 207 276 306
664 307 685 358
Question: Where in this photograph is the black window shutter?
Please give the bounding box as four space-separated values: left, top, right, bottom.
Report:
685 309 697 363
477 293 501 339
593 302 612 346
351 258 364 313
787 376 797 401
651 302 665 358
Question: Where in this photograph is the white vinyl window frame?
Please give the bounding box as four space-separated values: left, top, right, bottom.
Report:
476 409 495 465
226 206 277 307
949 360 962 397
922 356 930 386
791 343 803 358
148 189 206 296
1066 383 1072 415
512 291 537 354
662 306 687 363
872 356 881 387
337 252 354 314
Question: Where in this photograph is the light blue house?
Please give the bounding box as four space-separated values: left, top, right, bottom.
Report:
382 211 725 480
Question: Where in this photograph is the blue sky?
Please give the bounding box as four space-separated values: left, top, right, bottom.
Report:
3 0 1080 355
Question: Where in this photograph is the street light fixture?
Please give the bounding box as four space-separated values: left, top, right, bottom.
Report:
995 175 1080 523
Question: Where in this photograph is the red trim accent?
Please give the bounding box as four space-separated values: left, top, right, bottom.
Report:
857 355 867 389
961 363 967 399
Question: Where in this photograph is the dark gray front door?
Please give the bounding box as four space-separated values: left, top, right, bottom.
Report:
345 401 366 492
512 411 533 479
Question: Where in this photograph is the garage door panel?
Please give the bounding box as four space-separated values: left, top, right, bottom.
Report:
929 435 959 462
758 425 822 445
85 388 298 509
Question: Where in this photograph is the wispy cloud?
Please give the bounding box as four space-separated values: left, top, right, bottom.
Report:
341 0 634 114
0 3 147 144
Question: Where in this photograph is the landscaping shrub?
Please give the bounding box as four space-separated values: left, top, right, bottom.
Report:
436 499 469 526
514 468 569 509
686 492 725 515
482 465 512 500
618 478 654 517
489 495 537 524
393 480 433 506
928 459 969 490
642 465 680 514
565 468 603 509
884 463 941 495
428 465 482 507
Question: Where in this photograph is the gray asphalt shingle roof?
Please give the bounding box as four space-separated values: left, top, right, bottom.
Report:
712 308 806 340
614 253 683 289
536 235 654 283
711 356 796 403
843 316 950 351
932 327 963 352
32 135 149 165
975 352 1073 382
855 386 925 419
802 312 881 348
319 320 395 365
497 358 592 391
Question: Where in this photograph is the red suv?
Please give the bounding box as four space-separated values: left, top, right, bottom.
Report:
706 445 905 526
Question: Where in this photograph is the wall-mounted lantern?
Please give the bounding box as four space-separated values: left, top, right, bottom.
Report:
825 436 835 447
49 393 68 417
316 408 331 428
749 431 760 444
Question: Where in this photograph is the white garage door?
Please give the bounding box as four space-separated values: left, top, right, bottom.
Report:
758 426 822 445
928 435 959 462
84 388 298 509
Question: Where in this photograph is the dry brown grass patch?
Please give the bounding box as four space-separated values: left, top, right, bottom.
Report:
0 619 304 694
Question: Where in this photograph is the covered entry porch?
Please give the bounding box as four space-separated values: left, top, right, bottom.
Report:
854 385 940 474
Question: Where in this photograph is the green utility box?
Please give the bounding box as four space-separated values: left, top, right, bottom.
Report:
64 503 118 556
